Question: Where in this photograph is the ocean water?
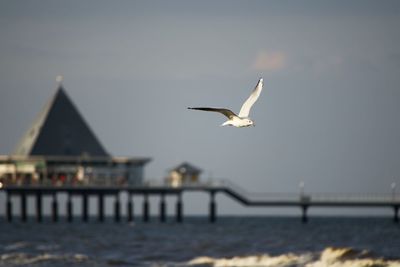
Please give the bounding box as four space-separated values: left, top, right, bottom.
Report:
0 216 399 267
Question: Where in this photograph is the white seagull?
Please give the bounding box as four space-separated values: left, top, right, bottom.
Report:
188 78 263 127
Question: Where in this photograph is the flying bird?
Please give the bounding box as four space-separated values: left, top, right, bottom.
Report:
188 78 263 127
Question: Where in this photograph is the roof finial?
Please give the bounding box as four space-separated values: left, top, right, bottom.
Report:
56 75 64 87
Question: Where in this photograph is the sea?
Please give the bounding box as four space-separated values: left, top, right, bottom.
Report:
0 216 399 267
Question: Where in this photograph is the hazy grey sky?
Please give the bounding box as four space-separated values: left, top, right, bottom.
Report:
1 0 400 214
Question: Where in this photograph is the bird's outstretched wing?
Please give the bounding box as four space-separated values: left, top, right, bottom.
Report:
188 107 237 119
238 78 263 118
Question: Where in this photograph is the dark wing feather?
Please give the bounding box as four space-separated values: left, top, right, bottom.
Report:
188 107 237 119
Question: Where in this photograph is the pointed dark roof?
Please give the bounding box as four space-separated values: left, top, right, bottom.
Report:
170 162 202 175
14 86 109 157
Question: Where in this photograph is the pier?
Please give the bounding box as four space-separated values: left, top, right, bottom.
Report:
1 179 399 223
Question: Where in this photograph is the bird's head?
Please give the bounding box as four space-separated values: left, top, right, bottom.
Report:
246 119 255 127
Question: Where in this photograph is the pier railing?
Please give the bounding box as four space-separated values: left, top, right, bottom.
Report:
2 178 400 203
205 178 400 204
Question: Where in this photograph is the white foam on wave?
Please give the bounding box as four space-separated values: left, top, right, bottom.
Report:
0 252 89 265
3 242 31 251
188 247 400 267
188 253 311 267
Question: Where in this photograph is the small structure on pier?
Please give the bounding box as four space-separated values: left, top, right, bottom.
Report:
165 162 202 187
0 77 151 187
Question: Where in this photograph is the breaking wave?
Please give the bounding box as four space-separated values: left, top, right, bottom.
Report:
188 247 400 267
0 252 89 266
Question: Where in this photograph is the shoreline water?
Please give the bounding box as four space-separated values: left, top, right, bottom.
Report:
1 216 399 266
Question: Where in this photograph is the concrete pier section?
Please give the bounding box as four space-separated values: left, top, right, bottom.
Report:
1 183 400 223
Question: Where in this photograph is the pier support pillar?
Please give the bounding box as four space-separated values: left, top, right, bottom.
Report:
176 193 183 223
114 194 121 222
301 205 308 224
209 191 217 223
98 194 104 222
21 192 27 222
6 193 12 222
127 194 133 222
143 194 149 222
394 206 399 223
82 193 88 222
52 193 58 222
159 193 166 223
36 192 42 222
67 194 73 222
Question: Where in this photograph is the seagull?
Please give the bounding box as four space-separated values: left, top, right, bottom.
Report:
188 78 263 127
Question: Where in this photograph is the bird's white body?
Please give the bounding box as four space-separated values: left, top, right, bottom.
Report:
188 78 263 128
221 116 253 127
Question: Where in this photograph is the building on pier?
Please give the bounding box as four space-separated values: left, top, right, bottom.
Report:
165 162 202 187
0 78 151 187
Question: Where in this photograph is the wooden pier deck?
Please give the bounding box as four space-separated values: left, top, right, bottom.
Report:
1 180 399 223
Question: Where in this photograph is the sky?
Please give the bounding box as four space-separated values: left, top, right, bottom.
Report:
1 0 400 215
